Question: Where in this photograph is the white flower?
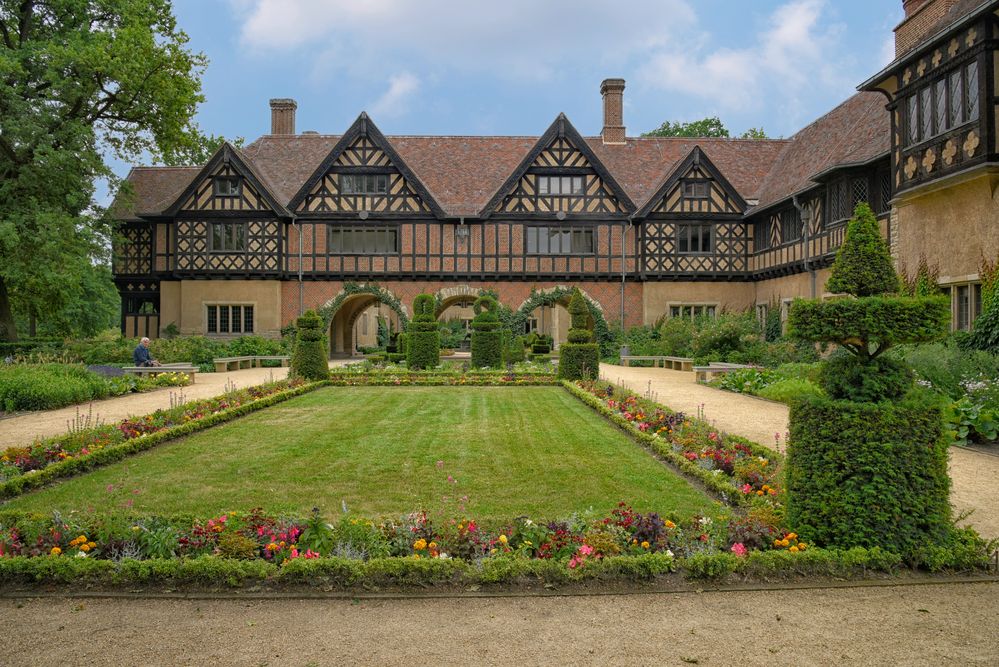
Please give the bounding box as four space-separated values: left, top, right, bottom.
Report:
666 549 674 558
698 516 712 527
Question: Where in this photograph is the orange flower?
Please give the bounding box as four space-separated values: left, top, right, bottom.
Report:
50 547 62 556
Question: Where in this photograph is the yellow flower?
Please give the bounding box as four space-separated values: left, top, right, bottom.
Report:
413 538 427 551
664 520 676 529
87 542 96 549
428 541 438 550
789 546 799 553
79 544 91 552
498 534 508 545
798 542 807 550
787 533 797 540
50 547 62 556
77 535 87 543
780 539 790 548
641 541 650 549
632 539 638 545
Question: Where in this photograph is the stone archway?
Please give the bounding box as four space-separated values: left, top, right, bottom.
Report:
317 283 409 357
434 286 481 351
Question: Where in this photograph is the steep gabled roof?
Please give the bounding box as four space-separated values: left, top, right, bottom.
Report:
749 92 890 214
286 112 447 218
162 142 290 217
478 113 637 218
635 145 749 218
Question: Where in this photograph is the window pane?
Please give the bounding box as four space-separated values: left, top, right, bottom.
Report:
572 176 584 195
537 177 549 195
527 228 537 253
972 284 982 325
329 229 341 253
678 226 689 253
244 306 254 333
956 285 970 330
207 306 217 334
212 224 223 250
934 79 947 133
670 306 680 318
700 225 712 252
907 95 919 144
920 87 932 139
538 228 549 254
967 62 979 121
949 71 964 126
559 230 571 253
220 306 230 333
707 306 716 318
231 306 242 333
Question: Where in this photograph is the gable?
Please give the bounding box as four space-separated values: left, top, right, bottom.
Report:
482 114 635 218
179 163 273 213
638 146 747 218
290 114 444 217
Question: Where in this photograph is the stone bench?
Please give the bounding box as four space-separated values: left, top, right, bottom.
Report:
122 363 198 383
621 355 694 371
693 362 755 383
213 355 290 373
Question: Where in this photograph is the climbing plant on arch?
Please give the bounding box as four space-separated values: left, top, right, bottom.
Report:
511 286 613 356
316 282 409 330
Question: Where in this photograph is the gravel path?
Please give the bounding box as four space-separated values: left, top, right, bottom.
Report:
1 582 996 665
0 361 353 449
603 363 999 539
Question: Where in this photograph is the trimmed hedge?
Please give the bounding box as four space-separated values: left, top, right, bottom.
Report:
470 296 503 369
558 289 599 380
407 295 440 370
786 394 951 556
817 354 913 403
290 311 330 381
788 296 950 352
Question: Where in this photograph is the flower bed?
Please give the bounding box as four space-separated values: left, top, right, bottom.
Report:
0 379 318 498
328 371 558 386
566 380 783 507
0 506 988 590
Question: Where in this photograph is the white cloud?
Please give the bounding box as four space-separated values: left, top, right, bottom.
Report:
235 0 697 82
637 0 852 119
370 72 420 117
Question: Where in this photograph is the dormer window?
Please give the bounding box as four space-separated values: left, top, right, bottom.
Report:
683 180 709 199
340 174 388 195
537 175 584 195
213 176 241 196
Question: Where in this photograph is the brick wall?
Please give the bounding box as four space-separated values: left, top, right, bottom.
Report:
895 0 958 56
281 279 644 328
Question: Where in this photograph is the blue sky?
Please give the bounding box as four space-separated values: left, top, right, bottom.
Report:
139 1 905 167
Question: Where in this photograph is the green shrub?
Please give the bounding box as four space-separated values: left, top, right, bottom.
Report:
226 335 286 357
0 364 110 411
756 377 823 403
394 333 409 356
968 302 999 353
558 289 599 380
470 296 503 368
504 335 526 364
818 354 913 402
406 295 439 370
290 310 330 381
825 202 899 296
149 336 227 367
691 312 761 363
786 394 951 556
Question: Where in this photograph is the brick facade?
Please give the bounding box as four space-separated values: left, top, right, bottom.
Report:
895 0 958 56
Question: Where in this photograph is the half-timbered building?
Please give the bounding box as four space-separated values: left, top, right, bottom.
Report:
113 0 998 353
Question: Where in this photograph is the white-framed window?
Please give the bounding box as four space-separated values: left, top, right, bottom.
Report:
339 174 388 195
206 304 254 335
213 176 241 196
949 281 983 331
537 175 584 195
668 303 717 319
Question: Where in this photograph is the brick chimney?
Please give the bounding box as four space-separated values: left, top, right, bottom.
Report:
600 79 626 145
269 98 297 135
895 0 958 57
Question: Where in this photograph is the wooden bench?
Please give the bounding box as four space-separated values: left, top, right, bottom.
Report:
213 355 290 373
123 363 198 383
621 355 694 371
694 362 755 383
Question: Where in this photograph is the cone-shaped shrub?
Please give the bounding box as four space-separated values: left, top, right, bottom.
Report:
290 310 330 380
825 203 899 297
470 296 502 368
558 288 599 380
406 294 439 370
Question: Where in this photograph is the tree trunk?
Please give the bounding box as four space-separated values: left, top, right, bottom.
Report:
0 276 16 342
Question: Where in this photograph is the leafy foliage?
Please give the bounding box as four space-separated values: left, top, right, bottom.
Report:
817 354 913 403
642 117 769 139
290 311 329 380
558 289 598 380
786 395 951 557
825 203 898 297
470 296 502 368
406 294 439 370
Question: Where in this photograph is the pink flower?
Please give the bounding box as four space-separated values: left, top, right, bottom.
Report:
731 543 748 557
741 484 752 494
579 544 594 556
290 548 299 558
638 422 650 432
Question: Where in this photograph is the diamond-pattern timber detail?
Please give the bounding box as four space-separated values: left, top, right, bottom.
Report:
651 164 742 215
298 137 430 214
175 219 280 274
113 224 153 275
180 164 272 212
499 136 625 215
641 221 746 275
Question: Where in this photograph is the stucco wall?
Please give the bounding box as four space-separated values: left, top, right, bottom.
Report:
641 281 755 323
159 280 283 338
752 269 833 306
894 173 999 282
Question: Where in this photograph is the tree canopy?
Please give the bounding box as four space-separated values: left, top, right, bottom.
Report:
0 0 207 340
642 117 771 139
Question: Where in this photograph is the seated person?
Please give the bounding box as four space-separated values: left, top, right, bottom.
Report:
133 337 161 367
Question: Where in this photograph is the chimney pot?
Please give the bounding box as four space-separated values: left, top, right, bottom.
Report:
600 79 626 145
270 98 297 135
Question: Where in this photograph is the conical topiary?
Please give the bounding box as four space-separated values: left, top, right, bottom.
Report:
470 295 503 368
290 310 330 380
406 294 439 370
825 202 899 297
557 288 599 380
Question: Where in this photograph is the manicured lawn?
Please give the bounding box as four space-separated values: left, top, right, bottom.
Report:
5 386 717 520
